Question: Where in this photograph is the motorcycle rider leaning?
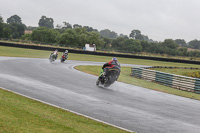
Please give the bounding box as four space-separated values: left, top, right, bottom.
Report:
98 57 121 83
61 50 68 61
51 49 58 59
63 50 68 57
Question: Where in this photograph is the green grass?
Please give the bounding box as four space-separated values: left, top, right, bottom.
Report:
150 68 200 77
75 65 200 101
1 46 200 68
0 88 131 133
0 46 52 58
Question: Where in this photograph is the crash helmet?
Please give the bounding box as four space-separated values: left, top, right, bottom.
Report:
112 57 117 61
65 50 68 53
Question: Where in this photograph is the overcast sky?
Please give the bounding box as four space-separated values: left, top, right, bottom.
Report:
0 0 200 42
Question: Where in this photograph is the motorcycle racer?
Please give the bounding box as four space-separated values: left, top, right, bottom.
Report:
63 50 68 57
51 49 58 60
60 50 68 62
97 57 121 85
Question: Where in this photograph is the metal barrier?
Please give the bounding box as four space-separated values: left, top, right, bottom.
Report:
131 67 200 94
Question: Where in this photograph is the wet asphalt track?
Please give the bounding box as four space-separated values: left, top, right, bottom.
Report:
0 56 200 133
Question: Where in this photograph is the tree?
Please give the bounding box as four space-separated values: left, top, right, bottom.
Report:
38 16 54 28
56 24 62 29
119 33 128 38
188 39 200 49
175 39 187 47
5 15 25 38
111 37 126 50
73 24 82 28
31 27 58 43
140 41 150 51
129 30 141 39
102 37 112 49
21 33 31 40
26 26 37 30
135 34 144 40
142 35 149 41
148 43 160 53
9 23 26 38
1 23 12 38
122 39 142 52
162 39 179 49
111 37 143 52
58 29 77 46
100 29 118 39
178 47 187 56
83 26 98 32
0 15 3 37
87 32 104 49
58 27 104 48
7 15 22 24
0 15 3 23
129 29 149 41
63 22 72 29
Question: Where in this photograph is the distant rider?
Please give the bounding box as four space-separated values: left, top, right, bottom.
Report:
62 50 68 59
51 49 58 59
98 57 121 83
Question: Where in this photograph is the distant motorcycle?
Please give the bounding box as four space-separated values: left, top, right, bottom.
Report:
96 68 120 87
61 54 68 63
49 53 57 62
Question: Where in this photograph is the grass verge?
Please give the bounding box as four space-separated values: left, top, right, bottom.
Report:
2 40 200 61
150 68 200 78
0 88 131 133
1 45 200 68
75 65 200 101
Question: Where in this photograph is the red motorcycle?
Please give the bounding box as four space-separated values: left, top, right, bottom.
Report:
61 54 68 63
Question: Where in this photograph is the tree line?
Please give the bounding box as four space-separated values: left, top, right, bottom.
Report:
1 14 200 58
